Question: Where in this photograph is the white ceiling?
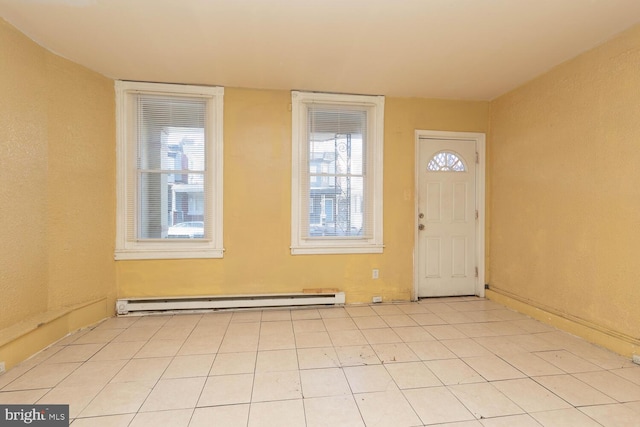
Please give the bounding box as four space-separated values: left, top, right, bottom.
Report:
2 0 640 100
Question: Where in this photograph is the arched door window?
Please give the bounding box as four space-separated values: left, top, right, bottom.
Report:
427 151 467 172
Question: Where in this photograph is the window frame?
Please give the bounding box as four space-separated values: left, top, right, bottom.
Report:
115 81 224 260
290 91 384 255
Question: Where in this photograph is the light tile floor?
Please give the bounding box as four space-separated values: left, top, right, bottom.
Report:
1 297 639 426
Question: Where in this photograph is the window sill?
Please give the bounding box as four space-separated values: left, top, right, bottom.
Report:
115 248 224 260
290 244 384 255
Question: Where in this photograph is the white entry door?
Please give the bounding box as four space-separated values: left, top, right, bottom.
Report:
416 133 482 297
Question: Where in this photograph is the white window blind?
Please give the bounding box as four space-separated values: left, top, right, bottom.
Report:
115 81 224 260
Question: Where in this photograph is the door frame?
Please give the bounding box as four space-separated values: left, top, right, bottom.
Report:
413 130 486 300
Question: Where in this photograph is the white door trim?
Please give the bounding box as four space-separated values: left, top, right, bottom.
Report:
413 130 486 299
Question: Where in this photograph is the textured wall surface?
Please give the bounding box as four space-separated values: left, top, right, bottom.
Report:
116 89 489 303
0 18 115 330
0 19 49 329
490 24 640 340
45 51 116 310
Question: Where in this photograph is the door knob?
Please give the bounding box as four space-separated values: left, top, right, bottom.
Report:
418 213 424 219
418 224 425 231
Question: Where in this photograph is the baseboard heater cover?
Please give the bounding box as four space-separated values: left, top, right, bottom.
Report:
116 292 345 315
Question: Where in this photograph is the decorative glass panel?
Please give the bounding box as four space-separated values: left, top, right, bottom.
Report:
427 151 466 172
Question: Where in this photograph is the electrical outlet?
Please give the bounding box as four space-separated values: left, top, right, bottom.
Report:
0 362 5 374
633 354 640 365
372 296 382 303
372 269 379 279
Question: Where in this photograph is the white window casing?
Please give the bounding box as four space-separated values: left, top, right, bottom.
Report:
115 81 224 260
291 91 384 255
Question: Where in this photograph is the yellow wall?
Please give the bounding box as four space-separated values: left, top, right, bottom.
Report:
116 90 489 303
45 50 116 311
0 18 49 329
0 19 115 333
489 24 640 353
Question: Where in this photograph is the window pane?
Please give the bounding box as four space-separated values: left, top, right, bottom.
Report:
138 172 205 239
307 118 365 238
137 95 207 240
138 97 206 171
163 127 205 172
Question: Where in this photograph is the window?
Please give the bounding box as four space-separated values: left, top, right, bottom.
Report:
115 81 224 260
291 91 384 254
427 151 466 172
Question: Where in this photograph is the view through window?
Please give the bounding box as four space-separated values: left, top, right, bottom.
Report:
308 125 365 238
137 97 207 240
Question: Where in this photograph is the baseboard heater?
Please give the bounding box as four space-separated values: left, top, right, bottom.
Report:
116 292 345 316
